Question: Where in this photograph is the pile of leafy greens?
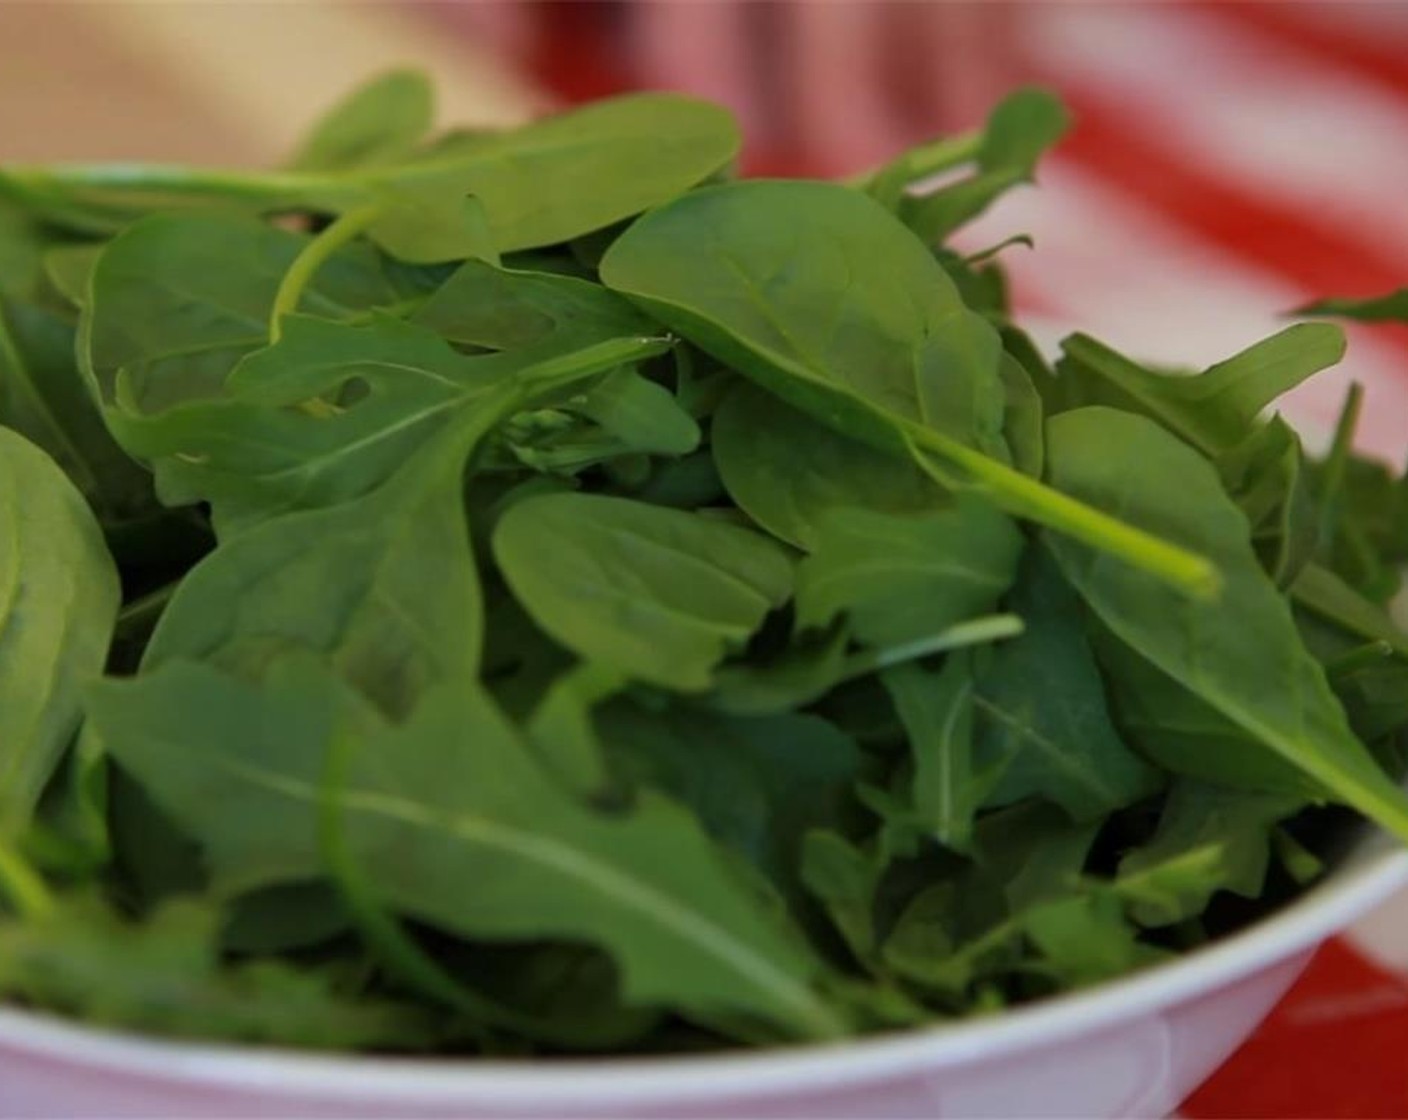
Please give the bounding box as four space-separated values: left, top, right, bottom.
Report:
1 70 1407 1055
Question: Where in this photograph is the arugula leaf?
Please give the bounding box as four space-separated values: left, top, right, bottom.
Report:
140 398 507 718
1045 408 1408 840
897 88 1071 244
92 659 845 1039
0 894 434 1049
598 701 862 896
1054 325 1345 457
1113 782 1302 927
110 316 664 533
973 550 1163 821
493 492 793 691
1296 289 1408 323
0 429 120 835
880 653 989 853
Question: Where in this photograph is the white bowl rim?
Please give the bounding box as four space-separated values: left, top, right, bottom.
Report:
2 829 1405 1109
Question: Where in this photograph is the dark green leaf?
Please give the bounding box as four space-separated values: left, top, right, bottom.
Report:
795 496 1023 646
1045 408 1408 839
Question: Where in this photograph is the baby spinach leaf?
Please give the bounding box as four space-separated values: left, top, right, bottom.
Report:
973 551 1162 820
0 295 153 529
94 659 844 1039
412 258 653 351
287 69 436 173
1091 624 1312 795
1055 325 1345 457
82 211 410 414
712 383 943 551
601 180 1216 596
602 180 1007 459
567 367 700 456
6 93 740 255
493 492 793 691
1045 408 1408 841
0 429 120 834
794 496 1023 647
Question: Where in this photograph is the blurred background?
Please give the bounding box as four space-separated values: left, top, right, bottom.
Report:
5 1 1407 455
3 2 1408 1115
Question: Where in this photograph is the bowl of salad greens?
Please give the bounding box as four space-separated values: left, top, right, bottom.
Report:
1 71 1407 1119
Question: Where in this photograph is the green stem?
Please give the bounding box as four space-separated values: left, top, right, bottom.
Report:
269 202 384 344
908 427 1221 599
4 162 351 206
1317 380 1364 550
848 131 983 192
840 614 1024 684
0 838 54 919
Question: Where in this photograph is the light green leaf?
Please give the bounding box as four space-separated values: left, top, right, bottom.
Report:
0 428 120 834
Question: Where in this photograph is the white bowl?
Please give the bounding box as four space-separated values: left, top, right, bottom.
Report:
1 818 1404 1119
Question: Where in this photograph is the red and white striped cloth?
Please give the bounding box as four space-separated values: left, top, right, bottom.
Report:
517 3 1408 1112
1003 5 1408 1115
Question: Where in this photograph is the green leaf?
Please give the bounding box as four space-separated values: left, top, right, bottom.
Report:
602 180 1006 458
110 316 663 533
287 70 436 173
1219 417 1317 587
880 652 989 853
0 294 154 528
0 429 120 834
795 496 1023 646
140 402 502 719
801 830 882 964
0 894 434 1049
974 550 1162 820
712 383 943 551
601 180 1216 597
412 258 654 351
93 659 844 1039
1292 562 1408 657
82 211 410 415
493 492 793 691
1113 782 1301 927
1296 289 1408 324
1092 624 1311 794
5 94 740 255
898 88 1071 243
567 367 700 456
1055 325 1346 457
1044 408 1408 841
598 701 861 895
